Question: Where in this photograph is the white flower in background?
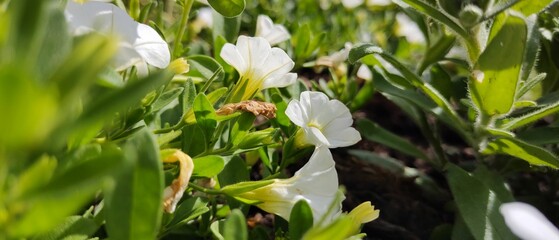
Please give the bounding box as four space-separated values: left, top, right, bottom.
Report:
357 65 373 80
341 0 364 9
366 0 392 7
316 42 352 68
286 91 361 148
234 147 341 224
196 7 214 29
500 202 559 240
395 13 425 44
255 15 291 46
65 1 170 72
220 36 297 102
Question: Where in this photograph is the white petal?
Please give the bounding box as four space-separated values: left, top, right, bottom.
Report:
254 47 294 83
314 98 349 127
236 36 272 76
323 125 361 148
65 1 137 39
114 42 143 71
357 65 372 80
255 15 290 46
305 127 330 147
133 23 170 68
285 100 306 127
220 43 247 75
255 15 275 38
500 202 559 240
262 73 297 89
342 0 364 8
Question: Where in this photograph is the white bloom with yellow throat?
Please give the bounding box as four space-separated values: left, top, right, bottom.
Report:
286 91 361 148
220 36 297 102
234 147 341 224
255 15 291 46
65 1 170 72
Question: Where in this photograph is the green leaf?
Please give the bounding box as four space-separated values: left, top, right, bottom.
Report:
350 44 462 126
193 93 218 149
500 101 559 130
33 216 99 240
8 146 124 237
289 200 314 240
182 78 197 115
221 179 275 196
207 0 245 17
187 55 224 83
75 70 173 130
470 13 526 116
105 130 164 240
222 209 248 240
517 127 559 145
418 34 456 74
150 87 184 114
166 197 209 229
348 149 405 174
230 112 256 146
517 73 546 98
302 216 354 240
520 15 540 82
10 155 57 199
218 156 249 187
192 155 225 177
483 137 559 168
356 119 428 160
512 0 554 16
392 0 468 39
447 164 517 240
472 166 515 203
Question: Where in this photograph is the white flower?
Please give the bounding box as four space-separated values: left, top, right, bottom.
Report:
65 1 170 72
255 15 291 46
234 147 341 224
285 91 361 148
357 65 372 80
395 13 425 44
500 202 559 240
316 42 352 68
195 7 213 29
366 0 392 7
341 0 364 9
220 36 297 102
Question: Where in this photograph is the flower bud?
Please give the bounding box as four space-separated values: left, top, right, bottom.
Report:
459 5 483 28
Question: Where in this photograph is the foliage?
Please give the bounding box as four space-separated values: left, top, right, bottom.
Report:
2 0 559 239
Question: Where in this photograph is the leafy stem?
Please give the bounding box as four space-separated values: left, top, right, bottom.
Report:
172 0 194 58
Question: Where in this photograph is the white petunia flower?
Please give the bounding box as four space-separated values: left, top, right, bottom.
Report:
285 91 361 148
366 0 392 7
500 202 559 240
356 65 373 80
341 0 364 9
316 42 352 68
255 15 291 46
234 147 341 224
65 1 170 72
395 13 425 44
220 36 297 102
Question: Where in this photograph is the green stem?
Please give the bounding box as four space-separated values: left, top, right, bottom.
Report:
418 111 447 170
188 182 222 195
172 0 194 58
